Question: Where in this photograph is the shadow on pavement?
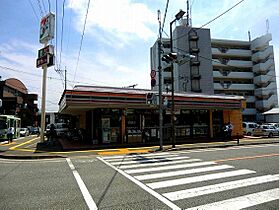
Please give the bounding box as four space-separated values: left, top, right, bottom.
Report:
35 139 63 153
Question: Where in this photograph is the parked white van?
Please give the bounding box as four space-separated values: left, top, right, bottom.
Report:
242 122 258 136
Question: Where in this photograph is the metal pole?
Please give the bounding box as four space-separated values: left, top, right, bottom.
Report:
64 66 67 90
170 20 176 148
158 10 163 150
40 42 48 142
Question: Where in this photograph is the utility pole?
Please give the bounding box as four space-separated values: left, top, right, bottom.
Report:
64 66 67 90
37 13 55 142
40 42 48 143
158 10 163 151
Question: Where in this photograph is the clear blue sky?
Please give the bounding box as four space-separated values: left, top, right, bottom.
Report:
1 0 279 111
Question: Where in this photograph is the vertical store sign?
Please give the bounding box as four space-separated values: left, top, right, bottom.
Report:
39 13 55 44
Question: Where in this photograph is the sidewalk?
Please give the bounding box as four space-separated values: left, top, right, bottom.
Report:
0 136 279 159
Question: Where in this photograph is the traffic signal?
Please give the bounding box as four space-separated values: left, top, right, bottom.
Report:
146 93 155 104
162 53 178 63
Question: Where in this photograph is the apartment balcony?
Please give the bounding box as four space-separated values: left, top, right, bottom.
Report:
253 58 275 74
254 72 275 86
214 83 254 91
255 95 278 111
189 35 199 41
212 59 252 68
212 48 251 58
254 82 276 98
245 96 256 103
242 108 257 115
251 33 272 51
252 46 274 62
213 71 253 79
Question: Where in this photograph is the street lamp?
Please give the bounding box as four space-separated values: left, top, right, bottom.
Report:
170 10 186 148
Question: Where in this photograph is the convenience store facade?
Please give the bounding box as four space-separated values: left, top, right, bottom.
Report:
58 86 245 146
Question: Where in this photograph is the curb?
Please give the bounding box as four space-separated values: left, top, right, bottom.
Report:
0 155 65 160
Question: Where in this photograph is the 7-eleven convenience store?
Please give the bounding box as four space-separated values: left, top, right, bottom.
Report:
58 86 245 146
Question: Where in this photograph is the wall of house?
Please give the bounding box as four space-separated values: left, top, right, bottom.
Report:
223 109 243 137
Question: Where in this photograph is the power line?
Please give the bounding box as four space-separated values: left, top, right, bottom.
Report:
73 0 91 82
59 0 66 69
47 0 51 13
41 0 47 14
28 0 40 21
36 0 44 17
172 0 245 42
161 0 169 33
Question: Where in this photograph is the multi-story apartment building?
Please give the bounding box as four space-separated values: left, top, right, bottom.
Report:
150 24 278 122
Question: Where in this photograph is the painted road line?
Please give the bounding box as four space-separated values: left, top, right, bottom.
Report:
101 152 172 160
66 158 98 210
185 188 279 210
9 137 39 150
125 161 216 174
97 157 181 210
135 165 234 181
215 153 279 163
164 174 279 201
147 169 256 189
106 154 180 163
174 143 279 154
110 156 190 165
120 159 201 169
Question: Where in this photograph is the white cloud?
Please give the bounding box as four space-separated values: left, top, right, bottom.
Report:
68 0 157 46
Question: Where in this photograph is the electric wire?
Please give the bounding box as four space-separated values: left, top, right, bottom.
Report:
161 0 169 33
172 0 245 43
47 0 51 13
28 0 40 21
41 0 47 14
59 0 66 70
36 0 44 17
73 0 91 82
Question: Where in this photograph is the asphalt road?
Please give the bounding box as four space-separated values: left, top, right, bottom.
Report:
1 143 279 209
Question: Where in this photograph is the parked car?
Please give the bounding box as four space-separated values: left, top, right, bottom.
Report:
19 128 30 137
242 122 258 136
55 123 68 137
253 124 278 137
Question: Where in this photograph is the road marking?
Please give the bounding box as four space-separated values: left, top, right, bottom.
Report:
125 161 216 174
101 152 172 160
66 158 98 210
0 158 66 164
9 137 39 150
174 143 279 154
185 188 279 210
215 153 279 163
147 169 256 189
106 154 179 163
109 155 189 165
97 157 181 210
164 174 279 201
119 158 201 169
135 165 234 181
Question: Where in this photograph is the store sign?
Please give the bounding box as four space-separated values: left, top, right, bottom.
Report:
39 13 55 44
36 45 55 68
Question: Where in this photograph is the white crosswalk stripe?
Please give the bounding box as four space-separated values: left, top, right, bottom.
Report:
147 169 256 189
99 151 279 209
119 158 201 169
125 161 216 174
164 174 279 201
110 155 190 165
135 164 234 181
185 188 279 210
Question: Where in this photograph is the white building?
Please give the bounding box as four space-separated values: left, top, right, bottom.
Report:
150 25 278 122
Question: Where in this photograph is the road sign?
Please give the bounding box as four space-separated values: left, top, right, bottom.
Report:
151 78 156 87
150 70 156 78
39 13 55 44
